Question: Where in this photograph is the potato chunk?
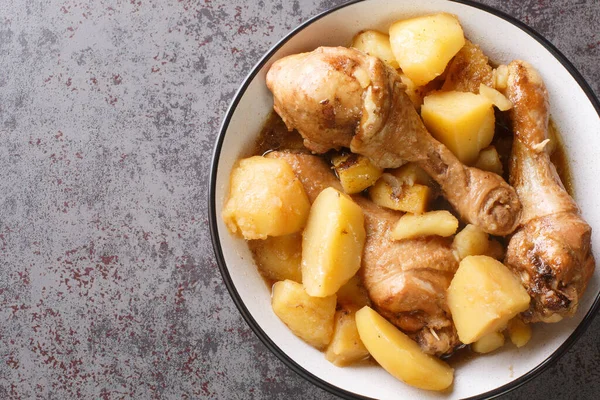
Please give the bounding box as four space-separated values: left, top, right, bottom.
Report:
331 153 383 194
447 256 530 344
472 331 505 354
421 91 495 165
452 224 489 260
474 146 504 176
355 306 454 391
302 187 366 297
369 176 432 214
352 30 399 68
391 210 458 240
248 234 302 283
389 13 465 86
222 156 310 239
479 84 513 111
325 307 370 367
507 318 532 348
337 275 371 308
272 280 336 349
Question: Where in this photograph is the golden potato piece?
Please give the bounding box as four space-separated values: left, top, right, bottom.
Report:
352 30 399 68
479 84 513 111
507 318 532 348
355 306 454 391
391 210 458 240
368 177 432 214
453 224 489 260
272 280 336 349
441 40 494 93
222 156 310 239
248 233 302 283
302 187 366 297
337 275 371 308
472 331 505 354
325 306 370 367
447 256 530 344
389 13 465 86
331 153 383 194
474 145 504 176
421 91 495 165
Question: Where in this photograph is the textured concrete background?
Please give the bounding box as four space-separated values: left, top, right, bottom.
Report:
0 0 598 399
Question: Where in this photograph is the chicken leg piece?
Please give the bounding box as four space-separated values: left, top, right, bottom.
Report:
355 197 460 356
267 150 460 355
266 46 521 236
504 61 595 323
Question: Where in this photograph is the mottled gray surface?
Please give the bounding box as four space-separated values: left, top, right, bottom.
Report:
0 0 598 399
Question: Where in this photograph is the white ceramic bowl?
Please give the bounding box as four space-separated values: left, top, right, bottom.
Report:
209 1 600 398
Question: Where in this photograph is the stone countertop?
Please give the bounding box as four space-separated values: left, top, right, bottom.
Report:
0 0 598 399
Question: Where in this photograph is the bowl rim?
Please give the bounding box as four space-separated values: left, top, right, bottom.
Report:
208 0 600 398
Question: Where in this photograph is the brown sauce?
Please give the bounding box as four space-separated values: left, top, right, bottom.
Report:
549 119 574 195
253 112 306 157
444 345 477 368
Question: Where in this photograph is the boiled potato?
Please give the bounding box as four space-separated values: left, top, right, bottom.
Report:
447 255 530 344
391 210 458 240
441 40 494 93
507 318 532 348
337 275 371 308
479 84 513 111
369 177 432 214
325 306 370 367
272 280 336 349
352 30 399 68
421 91 495 165
331 153 383 194
355 306 454 391
389 13 465 86
472 331 505 354
474 146 504 176
302 187 366 297
248 233 302 283
222 156 310 239
453 224 489 260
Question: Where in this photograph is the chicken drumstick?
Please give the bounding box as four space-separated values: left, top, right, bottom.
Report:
505 61 595 323
266 46 521 236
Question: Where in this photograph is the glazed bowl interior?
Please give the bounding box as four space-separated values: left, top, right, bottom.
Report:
210 0 600 399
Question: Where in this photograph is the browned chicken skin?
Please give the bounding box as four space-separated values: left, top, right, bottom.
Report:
505 61 595 323
266 46 522 236
355 197 460 356
267 150 460 355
